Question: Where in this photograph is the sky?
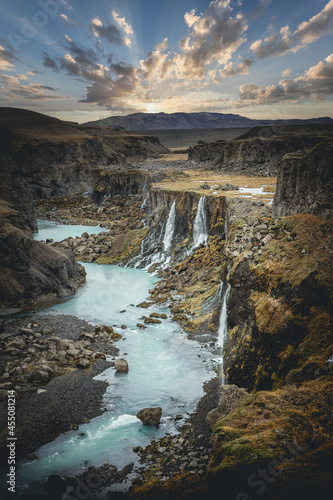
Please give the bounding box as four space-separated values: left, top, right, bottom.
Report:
0 0 332 123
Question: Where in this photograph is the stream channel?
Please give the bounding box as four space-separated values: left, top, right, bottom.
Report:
15 220 219 494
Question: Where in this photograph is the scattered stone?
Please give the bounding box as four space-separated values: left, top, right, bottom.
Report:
142 316 162 324
78 359 90 368
114 358 129 373
150 313 168 319
137 407 162 426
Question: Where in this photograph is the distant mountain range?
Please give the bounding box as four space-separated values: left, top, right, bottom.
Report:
83 112 333 131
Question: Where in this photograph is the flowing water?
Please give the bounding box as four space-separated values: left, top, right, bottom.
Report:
14 221 217 495
163 201 177 253
192 196 209 249
217 285 231 384
33 219 108 242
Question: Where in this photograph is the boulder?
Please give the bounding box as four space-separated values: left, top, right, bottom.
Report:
114 358 129 373
78 359 90 368
142 316 161 324
150 313 168 319
136 407 162 426
206 385 252 427
95 324 113 335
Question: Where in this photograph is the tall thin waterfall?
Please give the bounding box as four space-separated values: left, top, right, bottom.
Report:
193 196 209 248
218 284 231 384
163 201 176 252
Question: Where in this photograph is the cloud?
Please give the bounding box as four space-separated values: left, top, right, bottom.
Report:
0 75 64 100
140 0 248 82
16 74 28 80
58 0 73 10
282 68 291 77
42 33 141 109
112 11 134 47
0 44 19 70
42 51 59 70
178 0 248 79
90 17 124 46
250 0 333 58
140 40 173 81
250 0 272 20
59 14 79 26
237 53 333 106
219 58 253 78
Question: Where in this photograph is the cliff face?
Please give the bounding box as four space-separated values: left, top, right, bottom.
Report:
0 201 85 312
0 151 37 231
188 125 333 176
273 139 333 220
0 108 168 227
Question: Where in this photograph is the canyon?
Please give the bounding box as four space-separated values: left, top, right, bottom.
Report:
0 108 332 500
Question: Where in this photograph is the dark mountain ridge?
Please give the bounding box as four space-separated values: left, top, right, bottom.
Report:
84 111 333 130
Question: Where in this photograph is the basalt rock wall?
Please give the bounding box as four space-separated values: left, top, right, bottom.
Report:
188 125 333 176
0 200 85 313
272 139 333 220
148 189 226 248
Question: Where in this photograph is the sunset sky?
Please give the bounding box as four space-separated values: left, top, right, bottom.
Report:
0 0 332 123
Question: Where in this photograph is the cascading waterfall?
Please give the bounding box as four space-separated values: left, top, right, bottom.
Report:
218 284 231 384
193 196 209 248
163 200 177 253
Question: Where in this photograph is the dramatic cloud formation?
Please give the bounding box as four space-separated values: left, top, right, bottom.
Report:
90 17 124 46
112 11 134 47
2 0 331 118
0 75 64 100
250 0 333 58
140 0 248 82
42 33 141 109
238 53 333 106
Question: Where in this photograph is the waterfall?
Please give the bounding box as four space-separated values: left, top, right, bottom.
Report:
218 284 230 384
163 201 176 253
193 196 209 248
143 175 149 193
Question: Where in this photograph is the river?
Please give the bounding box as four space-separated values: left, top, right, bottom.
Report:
15 222 218 494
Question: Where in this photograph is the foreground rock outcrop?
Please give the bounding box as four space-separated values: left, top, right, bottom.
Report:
273 138 333 219
0 201 85 312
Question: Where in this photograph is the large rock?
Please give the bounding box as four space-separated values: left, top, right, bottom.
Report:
114 358 129 373
136 407 162 426
206 385 252 427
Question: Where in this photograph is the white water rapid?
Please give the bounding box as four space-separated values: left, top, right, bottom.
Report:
193 196 209 249
163 200 176 252
217 284 231 384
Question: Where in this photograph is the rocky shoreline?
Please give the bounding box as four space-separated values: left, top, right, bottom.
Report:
0 313 124 470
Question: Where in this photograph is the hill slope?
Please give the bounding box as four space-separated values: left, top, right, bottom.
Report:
84 111 333 130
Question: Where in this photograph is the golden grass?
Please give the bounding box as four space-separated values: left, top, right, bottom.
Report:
152 170 276 202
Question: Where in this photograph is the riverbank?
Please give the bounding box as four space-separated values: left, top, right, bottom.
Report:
0 313 117 471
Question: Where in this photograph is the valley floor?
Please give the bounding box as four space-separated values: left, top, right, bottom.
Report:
0 153 332 499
